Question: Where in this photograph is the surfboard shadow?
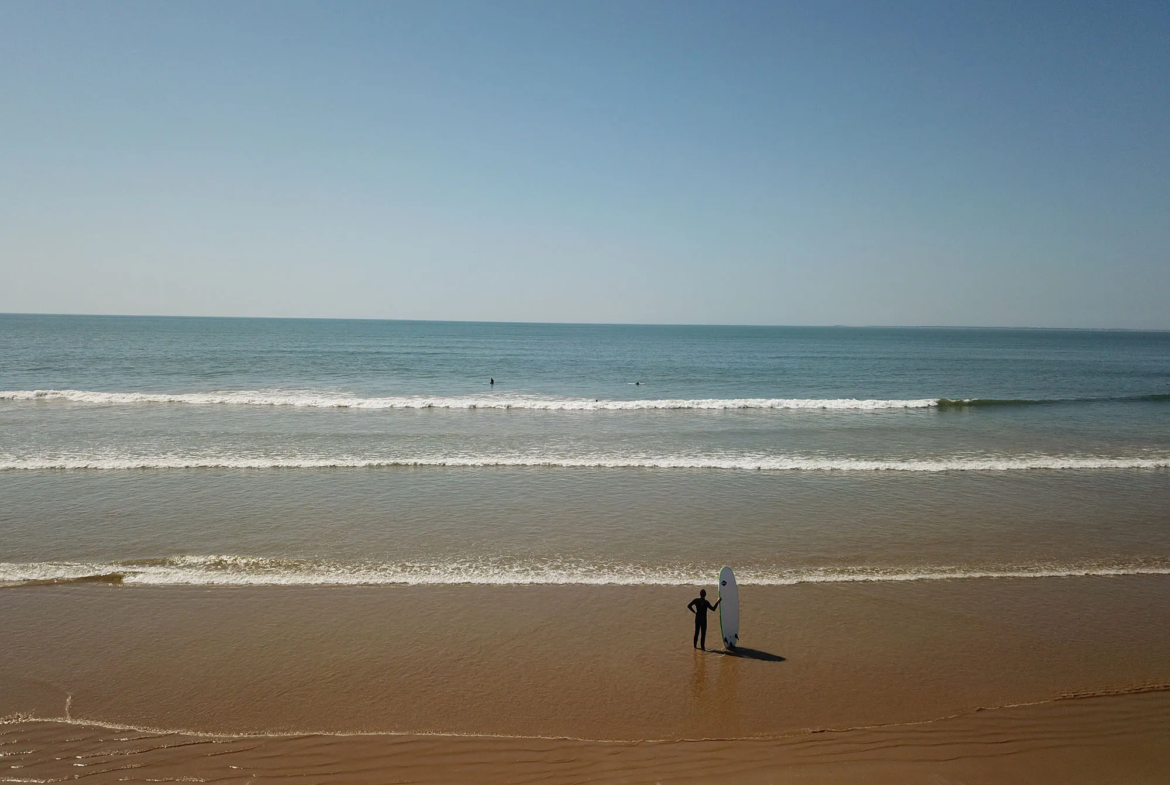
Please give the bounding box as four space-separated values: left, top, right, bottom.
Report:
716 647 785 662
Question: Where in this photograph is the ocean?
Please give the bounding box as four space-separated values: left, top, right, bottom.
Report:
2 314 1168 587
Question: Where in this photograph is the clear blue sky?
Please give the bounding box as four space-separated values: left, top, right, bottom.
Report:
2 1 1167 327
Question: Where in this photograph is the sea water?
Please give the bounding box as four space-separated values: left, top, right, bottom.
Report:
2 314 1168 586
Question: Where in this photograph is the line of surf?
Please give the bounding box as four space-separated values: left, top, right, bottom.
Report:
5 390 1168 410
2 454 1168 472
0 389 938 410
3 556 1168 588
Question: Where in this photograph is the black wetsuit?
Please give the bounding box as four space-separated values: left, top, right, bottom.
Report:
688 597 718 649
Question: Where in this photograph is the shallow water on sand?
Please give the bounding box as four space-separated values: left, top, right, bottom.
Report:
2 469 1169 586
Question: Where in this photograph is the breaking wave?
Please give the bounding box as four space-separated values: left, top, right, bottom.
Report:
3 389 1167 411
0 389 938 410
2 454 1168 472
3 556 1168 588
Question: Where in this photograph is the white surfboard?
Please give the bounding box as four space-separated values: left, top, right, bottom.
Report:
718 566 739 649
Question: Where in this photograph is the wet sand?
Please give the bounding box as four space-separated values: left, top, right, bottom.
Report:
4 690 1169 783
2 576 1169 781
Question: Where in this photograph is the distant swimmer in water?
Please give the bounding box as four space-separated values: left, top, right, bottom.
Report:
490 378 494 386
634 381 641 385
688 589 721 650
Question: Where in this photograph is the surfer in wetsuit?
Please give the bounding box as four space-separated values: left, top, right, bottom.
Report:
688 589 720 650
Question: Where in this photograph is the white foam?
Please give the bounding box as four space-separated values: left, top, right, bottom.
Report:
2 556 1168 588
0 389 939 411
1 453 1167 472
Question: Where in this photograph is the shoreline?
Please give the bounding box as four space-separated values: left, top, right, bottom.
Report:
7 681 1170 743
6 561 1170 589
5 689 1169 783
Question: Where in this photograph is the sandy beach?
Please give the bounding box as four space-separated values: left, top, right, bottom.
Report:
3 576 1168 781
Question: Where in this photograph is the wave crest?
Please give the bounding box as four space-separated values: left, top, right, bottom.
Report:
2 454 1167 472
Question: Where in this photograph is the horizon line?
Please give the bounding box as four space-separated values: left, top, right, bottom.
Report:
1 311 1167 333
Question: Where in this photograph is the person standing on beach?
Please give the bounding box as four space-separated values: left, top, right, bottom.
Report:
688 589 720 650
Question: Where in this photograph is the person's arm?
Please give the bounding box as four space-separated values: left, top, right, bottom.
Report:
687 599 697 614
713 598 721 609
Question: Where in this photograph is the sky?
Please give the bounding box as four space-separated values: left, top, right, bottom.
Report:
1 1 1167 328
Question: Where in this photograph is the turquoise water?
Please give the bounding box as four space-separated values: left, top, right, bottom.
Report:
2 314 1168 585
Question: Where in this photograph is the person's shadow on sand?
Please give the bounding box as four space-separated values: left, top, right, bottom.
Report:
713 646 785 662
